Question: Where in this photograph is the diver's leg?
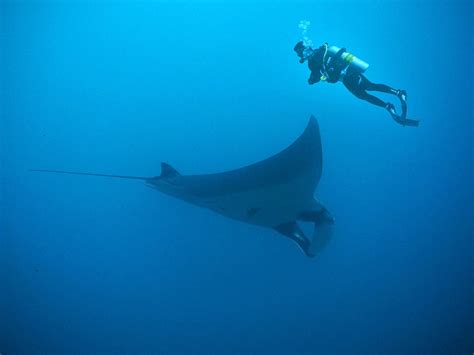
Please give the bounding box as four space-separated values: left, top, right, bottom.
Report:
344 74 418 126
356 91 387 107
343 76 387 107
361 75 417 125
364 81 397 94
362 75 406 98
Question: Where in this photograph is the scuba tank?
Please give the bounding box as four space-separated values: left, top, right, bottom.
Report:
326 46 369 75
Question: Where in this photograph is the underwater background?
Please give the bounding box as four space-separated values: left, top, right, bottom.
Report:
1 0 472 353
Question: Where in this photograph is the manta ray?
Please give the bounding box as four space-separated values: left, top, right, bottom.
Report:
32 116 334 257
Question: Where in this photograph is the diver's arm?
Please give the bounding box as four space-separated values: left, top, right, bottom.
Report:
308 71 320 85
308 73 321 85
307 46 326 85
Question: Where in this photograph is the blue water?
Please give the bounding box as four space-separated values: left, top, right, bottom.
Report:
1 1 472 354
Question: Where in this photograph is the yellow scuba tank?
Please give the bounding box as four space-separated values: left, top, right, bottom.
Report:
327 46 369 74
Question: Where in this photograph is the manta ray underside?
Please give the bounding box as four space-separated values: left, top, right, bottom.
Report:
32 116 334 257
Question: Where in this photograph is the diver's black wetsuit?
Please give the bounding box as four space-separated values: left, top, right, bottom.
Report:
343 71 398 108
306 45 327 85
294 41 418 126
300 43 399 108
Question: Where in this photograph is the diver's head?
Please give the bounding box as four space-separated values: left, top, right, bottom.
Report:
294 41 306 58
294 41 312 63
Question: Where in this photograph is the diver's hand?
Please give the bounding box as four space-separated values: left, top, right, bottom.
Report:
308 73 320 85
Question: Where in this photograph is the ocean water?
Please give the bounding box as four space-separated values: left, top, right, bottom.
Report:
1 1 472 354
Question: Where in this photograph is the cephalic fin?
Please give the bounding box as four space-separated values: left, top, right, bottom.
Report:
296 202 335 257
274 221 314 258
309 221 334 256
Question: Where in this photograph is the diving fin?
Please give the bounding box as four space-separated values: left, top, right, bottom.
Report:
390 112 420 127
394 89 420 127
400 117 420 127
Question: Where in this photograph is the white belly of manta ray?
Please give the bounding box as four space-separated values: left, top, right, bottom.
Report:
194 175 317 227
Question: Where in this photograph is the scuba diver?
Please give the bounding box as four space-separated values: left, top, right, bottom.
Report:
294 41 419 127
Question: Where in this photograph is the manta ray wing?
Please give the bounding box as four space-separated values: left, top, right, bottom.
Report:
177 115 322 199
31 116 332 257
148 116 333 257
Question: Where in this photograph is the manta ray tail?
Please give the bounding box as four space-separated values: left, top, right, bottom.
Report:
29 169 151 181
31 162 180 181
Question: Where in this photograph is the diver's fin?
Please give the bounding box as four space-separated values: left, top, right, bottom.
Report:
395 89 420 127
401 118 420 127
389 112 420 127
274 221 314 257
29 169 151 180
160 162 180 179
